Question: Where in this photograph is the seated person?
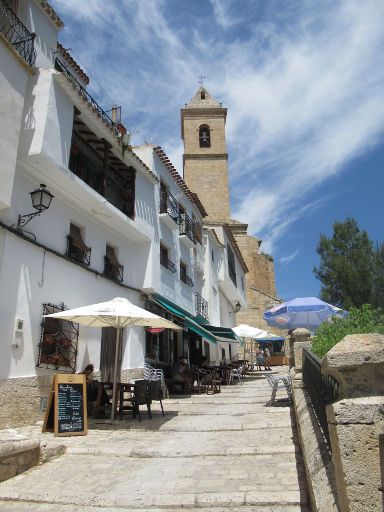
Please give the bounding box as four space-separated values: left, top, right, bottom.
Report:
169 356 189 393
200 356 210 369
81 364 110 408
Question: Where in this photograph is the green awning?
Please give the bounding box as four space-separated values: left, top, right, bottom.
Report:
184 317 217 344
151 295 217 344
201 325 242 343
152 295 191 319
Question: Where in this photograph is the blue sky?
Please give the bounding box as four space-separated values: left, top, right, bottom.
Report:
51 0 384 301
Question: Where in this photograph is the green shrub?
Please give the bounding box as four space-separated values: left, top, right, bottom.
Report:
312 304 384 358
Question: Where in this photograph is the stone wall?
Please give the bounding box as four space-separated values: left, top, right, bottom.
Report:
0 375 52 429
290 330 339 511
232 227 280 331
322 334 384 512
0 367 145 429
184 156 230 221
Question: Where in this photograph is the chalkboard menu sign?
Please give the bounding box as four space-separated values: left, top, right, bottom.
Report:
42 374 87 437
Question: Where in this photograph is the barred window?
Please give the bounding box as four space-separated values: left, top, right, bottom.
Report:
37 303 79 372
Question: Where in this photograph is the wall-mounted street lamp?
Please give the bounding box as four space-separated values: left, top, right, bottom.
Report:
17 184 54 228
234 301 241 313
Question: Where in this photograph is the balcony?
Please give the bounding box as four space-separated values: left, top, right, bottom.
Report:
55 59 119 137
159 188 179 229
0 0 36 67
68 113 135 220
179 212 196 248
66 235 91 266
104 257 123 282
195 292 209 320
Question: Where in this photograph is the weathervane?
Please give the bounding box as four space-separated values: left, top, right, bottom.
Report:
198 75 206 86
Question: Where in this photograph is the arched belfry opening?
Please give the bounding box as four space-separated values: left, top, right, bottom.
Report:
199 124 211 148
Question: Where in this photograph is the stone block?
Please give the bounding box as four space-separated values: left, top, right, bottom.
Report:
322 333 384 398
327 397 383 512
293 341 312 371
292 328 311 343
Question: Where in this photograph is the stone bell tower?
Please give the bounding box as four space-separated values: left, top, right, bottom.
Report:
181 86 281 332
181 86 231 222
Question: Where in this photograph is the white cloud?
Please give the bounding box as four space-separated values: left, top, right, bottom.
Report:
279 250 300 266
51 0 384 256
210 0 239 30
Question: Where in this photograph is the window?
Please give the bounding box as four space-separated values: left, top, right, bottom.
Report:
180 261 187 283
180 261 194 286
66 223 91 266
241 276 244 291
104 245 123 282
160 244 176 273
37 303 79 372
199 124 211 148
160 244 169 269
201 90 206 100
211 249 214 262
227 244 237 286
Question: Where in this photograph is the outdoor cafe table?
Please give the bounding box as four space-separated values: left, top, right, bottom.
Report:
95 381 137 419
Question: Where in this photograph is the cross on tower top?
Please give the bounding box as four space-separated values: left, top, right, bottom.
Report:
198 75 206 86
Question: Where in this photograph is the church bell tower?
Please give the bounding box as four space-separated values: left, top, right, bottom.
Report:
181 86 231 222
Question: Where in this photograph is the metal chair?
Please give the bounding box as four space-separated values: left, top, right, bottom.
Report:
144 362 168 398
264 372 292 405
229 365 244 385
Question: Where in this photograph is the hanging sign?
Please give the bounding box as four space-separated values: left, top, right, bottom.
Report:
145 327 164 334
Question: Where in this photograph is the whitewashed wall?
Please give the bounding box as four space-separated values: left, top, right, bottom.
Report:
0 229 144 380
0 44 30 209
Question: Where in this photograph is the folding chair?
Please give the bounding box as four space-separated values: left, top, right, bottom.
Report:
264 372 292 405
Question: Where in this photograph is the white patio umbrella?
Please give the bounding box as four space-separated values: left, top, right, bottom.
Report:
44 297 181 420
232 324 266 338
232 324 268 362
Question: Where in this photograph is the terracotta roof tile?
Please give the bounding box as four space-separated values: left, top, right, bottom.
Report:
154 146 207 218
36 0 64 29
57 43 89 85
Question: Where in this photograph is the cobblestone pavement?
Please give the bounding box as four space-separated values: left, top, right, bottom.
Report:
0 368 310 511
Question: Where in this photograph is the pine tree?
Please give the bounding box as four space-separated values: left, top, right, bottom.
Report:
313 218 375 309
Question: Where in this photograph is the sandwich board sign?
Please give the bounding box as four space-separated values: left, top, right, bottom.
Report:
42 374 88 437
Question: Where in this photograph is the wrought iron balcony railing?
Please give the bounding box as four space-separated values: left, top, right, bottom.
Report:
179 212 196 244
103 257 123 282
160 188 179 223
0 0 36 66
55 58 119 137
160 254 177 273
195 292 209 320
66 235 91 266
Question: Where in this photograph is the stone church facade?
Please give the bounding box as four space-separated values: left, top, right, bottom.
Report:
181 87 281 330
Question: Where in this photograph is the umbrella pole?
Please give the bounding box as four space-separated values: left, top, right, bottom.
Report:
250 339 253 370
111 328 121 421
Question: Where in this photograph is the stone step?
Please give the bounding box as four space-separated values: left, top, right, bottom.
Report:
23 428 298 458
0 501 311 511
0 491 308 510
0 454 307 508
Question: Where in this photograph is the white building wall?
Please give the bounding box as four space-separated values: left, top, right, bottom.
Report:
20 1 59 69
0 43 30 209
0 230 143 380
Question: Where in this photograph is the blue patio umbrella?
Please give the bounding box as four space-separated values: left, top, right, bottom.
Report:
263 297 347 332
